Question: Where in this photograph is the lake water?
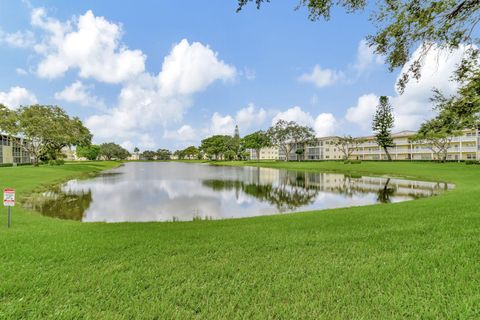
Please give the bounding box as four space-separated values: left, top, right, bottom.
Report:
27 162 452 222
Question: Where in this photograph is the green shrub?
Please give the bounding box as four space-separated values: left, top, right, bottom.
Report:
0 163 13 168
16 163 33 167
465 160 480 165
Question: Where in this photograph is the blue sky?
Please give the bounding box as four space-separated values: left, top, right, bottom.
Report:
0 1 466 150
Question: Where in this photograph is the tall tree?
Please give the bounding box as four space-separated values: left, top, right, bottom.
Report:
335 136 365 161
267 120 316 161
16 105 92 165
242 130 271 161
173 150 185 160
430 63 480 130
410 97 464 162
410 129 454 162
99 143 130 160
156 149 172 160
141 150 157 160
182 146 199 159
76 145 100 161
237 0 480 91
0 104 18 145
200 135 236 160
372 96 395 161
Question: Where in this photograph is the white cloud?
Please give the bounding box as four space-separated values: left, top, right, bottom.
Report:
158 39 236 96
86 39 236 147
345 93 379 131
272 106 337 137
209 112 236 135
31 8 146 83
298 65 344 88
272 106 314 127
314 113 337 137
15 68 28 75
345 45 469 133
354 39 383 73
204 103 267 137
235 103 267 129
0 86 37 109
0 29 35 48
164 125 197 142
54 81 106 109
120 133 155 151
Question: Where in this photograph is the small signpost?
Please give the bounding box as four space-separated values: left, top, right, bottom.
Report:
3 188 15 228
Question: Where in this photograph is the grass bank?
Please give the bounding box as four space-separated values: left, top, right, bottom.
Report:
1 160 479 319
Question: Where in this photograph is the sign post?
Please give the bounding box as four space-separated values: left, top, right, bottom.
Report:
3 189 15 228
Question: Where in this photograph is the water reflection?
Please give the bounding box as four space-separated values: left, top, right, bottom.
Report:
25 162 452 223
203 179 319 212
26 186 92 221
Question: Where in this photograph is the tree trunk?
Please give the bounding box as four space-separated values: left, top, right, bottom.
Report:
256 149 260 162
384 147 392 161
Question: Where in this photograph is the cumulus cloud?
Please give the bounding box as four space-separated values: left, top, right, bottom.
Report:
209 112 236 135
31 8 146 83
298 65 344 88
345 93 379 131
0 29 35 48
354 39 383 73
164 125 197 142
345 45 468 133
54 81 106 109
272 106 313 127
272 106 337 137
235 104 267 129
203 103 267 137
86 39 236 146
0 86 37 109
314 113 338 137
158 39 236 96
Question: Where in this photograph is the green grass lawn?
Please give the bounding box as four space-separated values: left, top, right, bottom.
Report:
1 160 480 319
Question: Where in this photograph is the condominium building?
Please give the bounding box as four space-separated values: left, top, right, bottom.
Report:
248 147 280 160
352 129 479 161
0 134 32 165
278 137 343 161
250 128 480 161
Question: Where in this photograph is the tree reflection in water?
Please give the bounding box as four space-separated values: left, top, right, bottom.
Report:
203 171 321 212
26 186 92 220
376 178 396 203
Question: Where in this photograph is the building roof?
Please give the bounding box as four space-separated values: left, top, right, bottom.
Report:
358 130 418 140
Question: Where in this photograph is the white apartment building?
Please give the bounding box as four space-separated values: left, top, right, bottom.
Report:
278 137 343 161
352 129 479 161
248 147 280 160
0 134 32 165
250 128 480 161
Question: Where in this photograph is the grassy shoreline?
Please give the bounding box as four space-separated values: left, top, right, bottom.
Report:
1 160 479 318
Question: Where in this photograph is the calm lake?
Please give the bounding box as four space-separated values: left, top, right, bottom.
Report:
28 162 452 222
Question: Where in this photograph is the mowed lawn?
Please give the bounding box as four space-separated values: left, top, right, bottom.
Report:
1 161 480 319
